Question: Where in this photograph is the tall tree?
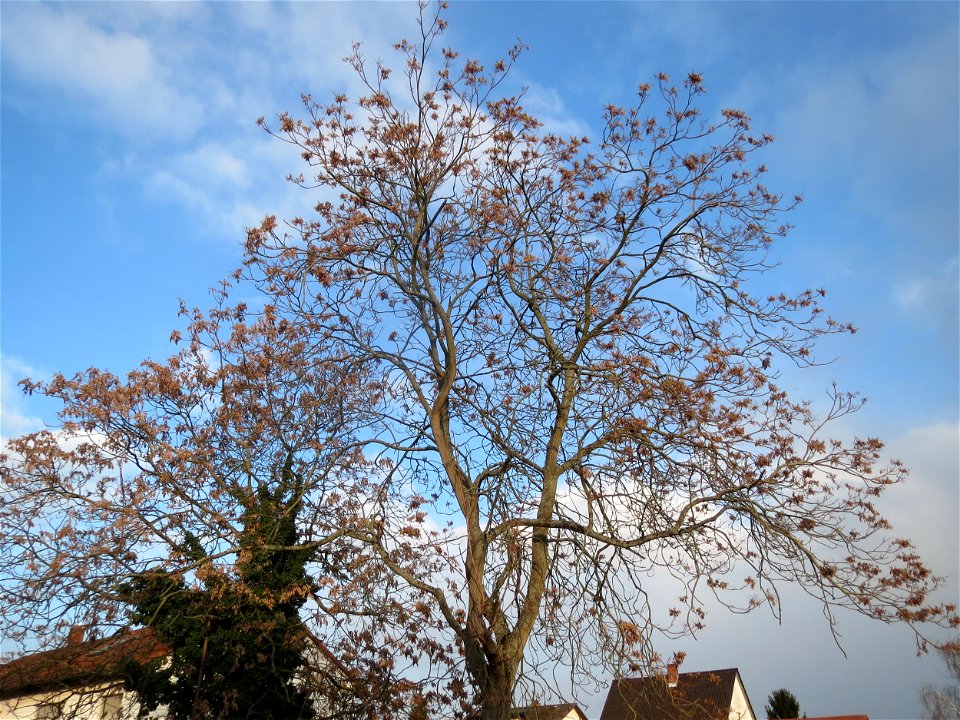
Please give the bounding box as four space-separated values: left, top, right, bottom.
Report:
244 4 955 716
2 4 956 719
765 688 801 719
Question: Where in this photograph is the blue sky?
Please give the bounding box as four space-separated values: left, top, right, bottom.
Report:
1 2 957 718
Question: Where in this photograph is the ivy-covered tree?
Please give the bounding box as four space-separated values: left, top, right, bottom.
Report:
765 688 801 719
121 459 317 719
2 4 957 720
0 291 415 715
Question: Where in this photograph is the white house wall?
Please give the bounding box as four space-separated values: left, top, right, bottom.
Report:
729 673 757 720
0 683 149 720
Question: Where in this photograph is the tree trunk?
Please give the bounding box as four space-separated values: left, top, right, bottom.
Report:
477 656 517 720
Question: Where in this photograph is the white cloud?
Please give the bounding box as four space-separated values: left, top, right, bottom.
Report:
1 356 113 463
624 2 735 71
136 133 315 241
517 81 592 140
229 1 418 101
602 419 960 718
0 2 432 245
0 355 46 446
893 257 960 347
884 421 960 592
1 3 203 139
78 1 207 32
772 26 958 242
145 141 250 200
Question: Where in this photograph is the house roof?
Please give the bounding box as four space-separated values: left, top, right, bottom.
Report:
600 668 753 720
512 703 588 720
0 628 167 700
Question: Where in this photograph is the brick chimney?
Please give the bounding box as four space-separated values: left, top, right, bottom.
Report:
666 662 679 687
67 625 86 645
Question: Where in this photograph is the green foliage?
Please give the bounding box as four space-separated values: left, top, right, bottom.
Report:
122 459 317 720
765 688 801 719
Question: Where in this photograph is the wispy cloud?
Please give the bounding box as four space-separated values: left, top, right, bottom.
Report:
885 421 960 590
1 2 427 244
772 25 958 237
516 81 592 140
0 355 46 446
1 3 204 139
894 257 960 348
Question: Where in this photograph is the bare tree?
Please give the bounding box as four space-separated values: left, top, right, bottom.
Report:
2 4 956 720
922 639 960 720
242 4 955 716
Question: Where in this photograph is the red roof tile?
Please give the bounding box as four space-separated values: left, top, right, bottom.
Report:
0 628 167 700
600 668 749 720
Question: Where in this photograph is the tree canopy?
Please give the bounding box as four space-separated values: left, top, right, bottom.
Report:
1 5 956 720
765 688 801 719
